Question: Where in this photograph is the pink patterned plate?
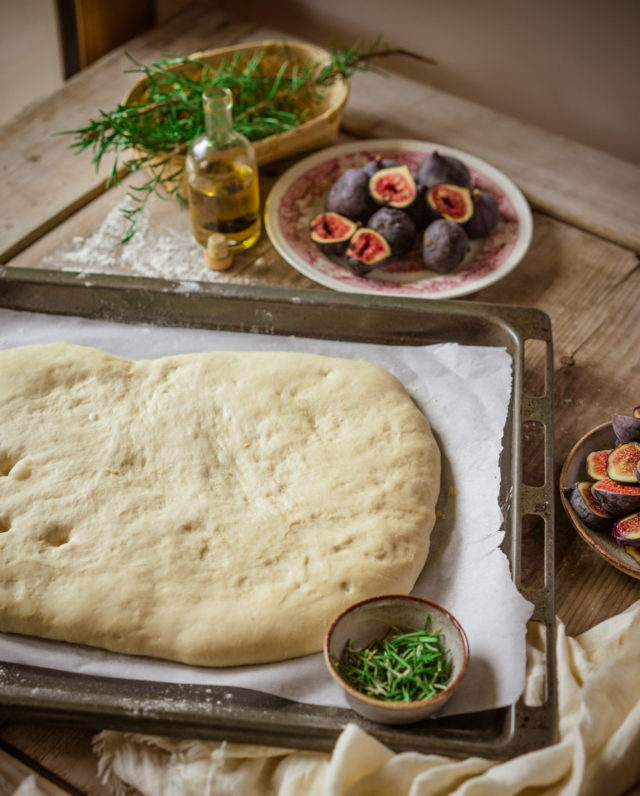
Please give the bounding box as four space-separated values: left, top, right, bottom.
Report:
264 139 533 299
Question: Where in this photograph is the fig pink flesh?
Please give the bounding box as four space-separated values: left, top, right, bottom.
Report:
613 512 640 545
607 442 640 484
427 184 473 222
592 479 640 516
586 449 612 481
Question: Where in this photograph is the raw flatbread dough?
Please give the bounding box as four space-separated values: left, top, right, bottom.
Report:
0 343 440 666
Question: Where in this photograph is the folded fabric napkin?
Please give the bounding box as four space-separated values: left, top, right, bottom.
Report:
94 600 640 796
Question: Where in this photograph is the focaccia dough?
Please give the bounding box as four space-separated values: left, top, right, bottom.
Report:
0 343 440 666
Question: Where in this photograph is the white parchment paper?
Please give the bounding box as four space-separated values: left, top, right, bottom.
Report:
0 307 533 716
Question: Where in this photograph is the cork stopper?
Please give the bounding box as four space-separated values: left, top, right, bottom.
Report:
205 233 233 271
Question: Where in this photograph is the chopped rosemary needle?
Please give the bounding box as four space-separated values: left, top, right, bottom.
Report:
331 616 453 702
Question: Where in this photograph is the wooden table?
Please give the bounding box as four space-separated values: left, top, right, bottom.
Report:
1 5 639 793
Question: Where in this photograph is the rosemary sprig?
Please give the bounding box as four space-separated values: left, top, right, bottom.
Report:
331 616 453 702
60 39 433 241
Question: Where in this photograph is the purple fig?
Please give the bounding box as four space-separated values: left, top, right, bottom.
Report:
310 212 358 257
422 219 470 273
367 207 416 256
612 408 640 444
607 442 640 484
416 151 472 190
326 168 377 223
369 165 417 209
564 481 614 532
345 228 391 275
463 188 500 238
405 185 441 231
362 156 400 178
612 512 640 546
427 184 473 223
591 479 640 516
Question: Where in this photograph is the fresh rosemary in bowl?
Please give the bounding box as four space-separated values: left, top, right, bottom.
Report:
61 39 432 241
331 617 453 702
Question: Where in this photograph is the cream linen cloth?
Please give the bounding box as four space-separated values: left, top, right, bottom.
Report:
92 600 640 796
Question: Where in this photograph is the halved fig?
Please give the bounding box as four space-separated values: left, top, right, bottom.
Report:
586 449 613 481
367 207 416 256
612 408 640 444
427 184 473 223
564 481 614 532
416 151 472 189
624 545 640 564
612 512 640 546
345 228 391 276
325 168 377 222
310 212 358 256
368 165 417 209
463 188 500 238
591 479 640 516
607 442 640 484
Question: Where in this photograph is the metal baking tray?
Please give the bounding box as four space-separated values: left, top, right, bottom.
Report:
0 267 555 759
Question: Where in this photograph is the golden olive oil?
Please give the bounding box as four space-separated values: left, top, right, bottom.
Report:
187 157 260 250
186 88 261 252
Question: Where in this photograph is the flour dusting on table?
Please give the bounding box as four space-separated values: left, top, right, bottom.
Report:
43 198 226 283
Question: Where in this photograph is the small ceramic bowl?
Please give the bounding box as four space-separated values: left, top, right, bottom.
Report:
559 421 640 579
324 595 469 725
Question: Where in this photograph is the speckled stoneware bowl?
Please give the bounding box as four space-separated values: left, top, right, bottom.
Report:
560 421 640 579
324 595 469 725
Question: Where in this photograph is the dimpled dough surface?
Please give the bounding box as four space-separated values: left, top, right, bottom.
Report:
0 343 440 666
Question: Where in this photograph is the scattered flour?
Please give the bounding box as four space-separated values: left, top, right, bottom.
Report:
43 197 225 283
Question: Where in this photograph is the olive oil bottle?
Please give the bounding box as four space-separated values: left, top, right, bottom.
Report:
186 87 260 251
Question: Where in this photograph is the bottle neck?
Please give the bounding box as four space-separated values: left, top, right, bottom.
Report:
203 88 233 141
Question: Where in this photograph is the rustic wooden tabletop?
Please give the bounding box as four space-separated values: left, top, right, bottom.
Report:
0 4 638 793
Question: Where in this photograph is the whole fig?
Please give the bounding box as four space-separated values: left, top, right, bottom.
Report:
405 185 441 231
422 219 470 273
464 188 500 238
367 207 416 256
325 168 377 223
417 151 472 189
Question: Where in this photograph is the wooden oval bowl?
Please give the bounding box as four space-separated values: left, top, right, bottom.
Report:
122 40 350 195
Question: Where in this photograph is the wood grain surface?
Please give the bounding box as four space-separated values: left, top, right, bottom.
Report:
0 4 638 793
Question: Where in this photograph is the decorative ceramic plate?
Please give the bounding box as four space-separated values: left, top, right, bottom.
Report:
559 422 640 579
264 139 533 299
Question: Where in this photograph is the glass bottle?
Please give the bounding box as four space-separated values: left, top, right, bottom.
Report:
186 87 261 251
